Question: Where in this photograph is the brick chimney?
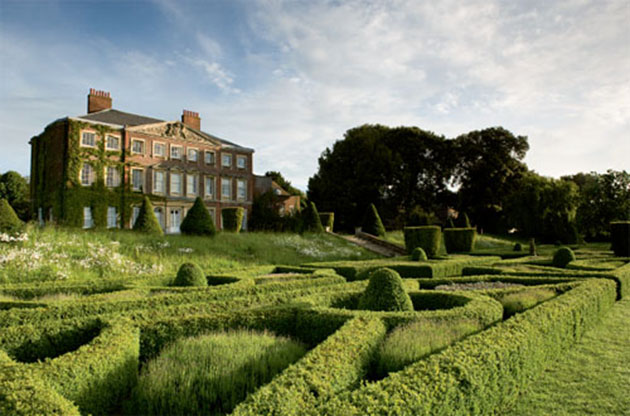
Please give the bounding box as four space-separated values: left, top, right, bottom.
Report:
87 88 112 113
181 109 201 130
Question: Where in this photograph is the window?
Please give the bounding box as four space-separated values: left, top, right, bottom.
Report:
107 206 117 228
81 163 95 186
131 168 144 191
187 174 198 196
222 153 232 167
81 131 96 147
221 177 232 200
131 139 145 154
83 207 94 229
153 170 166 194
170 172 182 195
105 166 120 187
237 179 247 200
171 145 182 160
208 207 216 224
131 206 140 227
105 135 120 150
237 155 247 169
205 151 215 165
187 148 198 162
154 142 166 158
204 176 215 199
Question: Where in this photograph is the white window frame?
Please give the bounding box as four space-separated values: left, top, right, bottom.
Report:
107 206 118 229
204 150 215 165
222 153 232 168
131 138 145 155
153 170 166 194
208 207 216 223
105 134 121 151
237 179 247 201
105 166 120 188
153 141 166 158
204 176 215 200
221 177 232 201
83 207 94 229
80 163 95 186
131 206 140 228
237 155 247 169
80 131 97 148
187 173 198 196
170 145 182 160
131 168 144 192
187 148 199 163
170 172 182 196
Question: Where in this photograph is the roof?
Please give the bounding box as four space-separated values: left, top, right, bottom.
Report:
73 108 253 151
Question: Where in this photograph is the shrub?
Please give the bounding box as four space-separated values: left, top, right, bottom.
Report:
133 197 163 235
362 204 385 237
403 226 441 257
319 212 334 232
222 207 244 232
443 228 476 253
130 330 306 416
180 197 216 236
514 243 522 252
173 263 207 287
553 247 576 268
411 247 428 261
611 221 630 256
357 268 413 312
302 202 324 233
456 213 471 228
446 218 455 228
406 207 438 226
497 288 557 318
0 199 23 234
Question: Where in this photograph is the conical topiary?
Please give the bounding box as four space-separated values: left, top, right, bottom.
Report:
302 202 324 233
173 263 207 287
357 268 414 312
180 197 216 236
133 196 163 235
362 203 386 237
0 199 23 234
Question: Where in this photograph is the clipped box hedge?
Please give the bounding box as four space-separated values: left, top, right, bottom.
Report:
443 227 476 253
404 226 441 257
611 221 630 256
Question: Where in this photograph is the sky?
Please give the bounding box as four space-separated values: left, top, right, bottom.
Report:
1 0 628 190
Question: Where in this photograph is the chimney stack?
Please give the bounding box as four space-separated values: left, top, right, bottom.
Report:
181 109 201 130
87 88 112 113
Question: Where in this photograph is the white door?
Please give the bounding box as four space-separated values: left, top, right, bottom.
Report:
169 209 181 234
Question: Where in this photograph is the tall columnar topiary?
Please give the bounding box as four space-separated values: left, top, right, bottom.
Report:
0 199 23 234
552 247 576 268
180 197 216 236
362 203 386 237
403 226 441 258
302 202 324 233
443 228 476 253
173 263 207 287
357 268 413 312
133 196 163 235
456 213 472 228
610 221 630 256
319 212 335 232
221 207 244 233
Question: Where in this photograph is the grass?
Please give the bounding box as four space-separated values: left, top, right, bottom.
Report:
127 330 307 416
0 225 378 284
507 296 630 415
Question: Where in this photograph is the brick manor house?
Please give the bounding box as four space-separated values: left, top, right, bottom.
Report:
30 89 255 232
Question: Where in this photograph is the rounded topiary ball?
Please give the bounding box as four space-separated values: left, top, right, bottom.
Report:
513 243 522 252
357 268 413 312
411 247 428 261
173 263 207 287
552 247 576 268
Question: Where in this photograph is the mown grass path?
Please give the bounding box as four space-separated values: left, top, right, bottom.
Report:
509 297 630 415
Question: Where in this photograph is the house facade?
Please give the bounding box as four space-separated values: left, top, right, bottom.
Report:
30 89 254 232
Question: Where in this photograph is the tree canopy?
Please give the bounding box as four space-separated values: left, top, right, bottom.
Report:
0 171 30 221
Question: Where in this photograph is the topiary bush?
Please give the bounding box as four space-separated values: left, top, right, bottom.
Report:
319 212 334 232
403 226 441 258
357 268 413 312
180 197 216 236
221 207 244 233
443 228 476 253
456 213 471 228
610 221 630 256
552 247 576 268
133 197 163 235
0 199 23 234
362 203 385 237
173 263 207 287
411 247 428 261
513 243 522 252
301 202 324 233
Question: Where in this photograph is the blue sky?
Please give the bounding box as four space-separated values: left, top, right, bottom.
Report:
1 0 628 190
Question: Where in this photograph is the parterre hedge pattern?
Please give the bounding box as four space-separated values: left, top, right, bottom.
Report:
1 250 628 415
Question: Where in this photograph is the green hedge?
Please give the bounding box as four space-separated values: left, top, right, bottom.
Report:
222 207 244 232
320 278 616 415
404 226 441 257
443 228 476 253
611 221 630 256
319 212 334 231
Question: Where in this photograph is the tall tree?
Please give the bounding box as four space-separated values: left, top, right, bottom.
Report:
0 171 30 221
